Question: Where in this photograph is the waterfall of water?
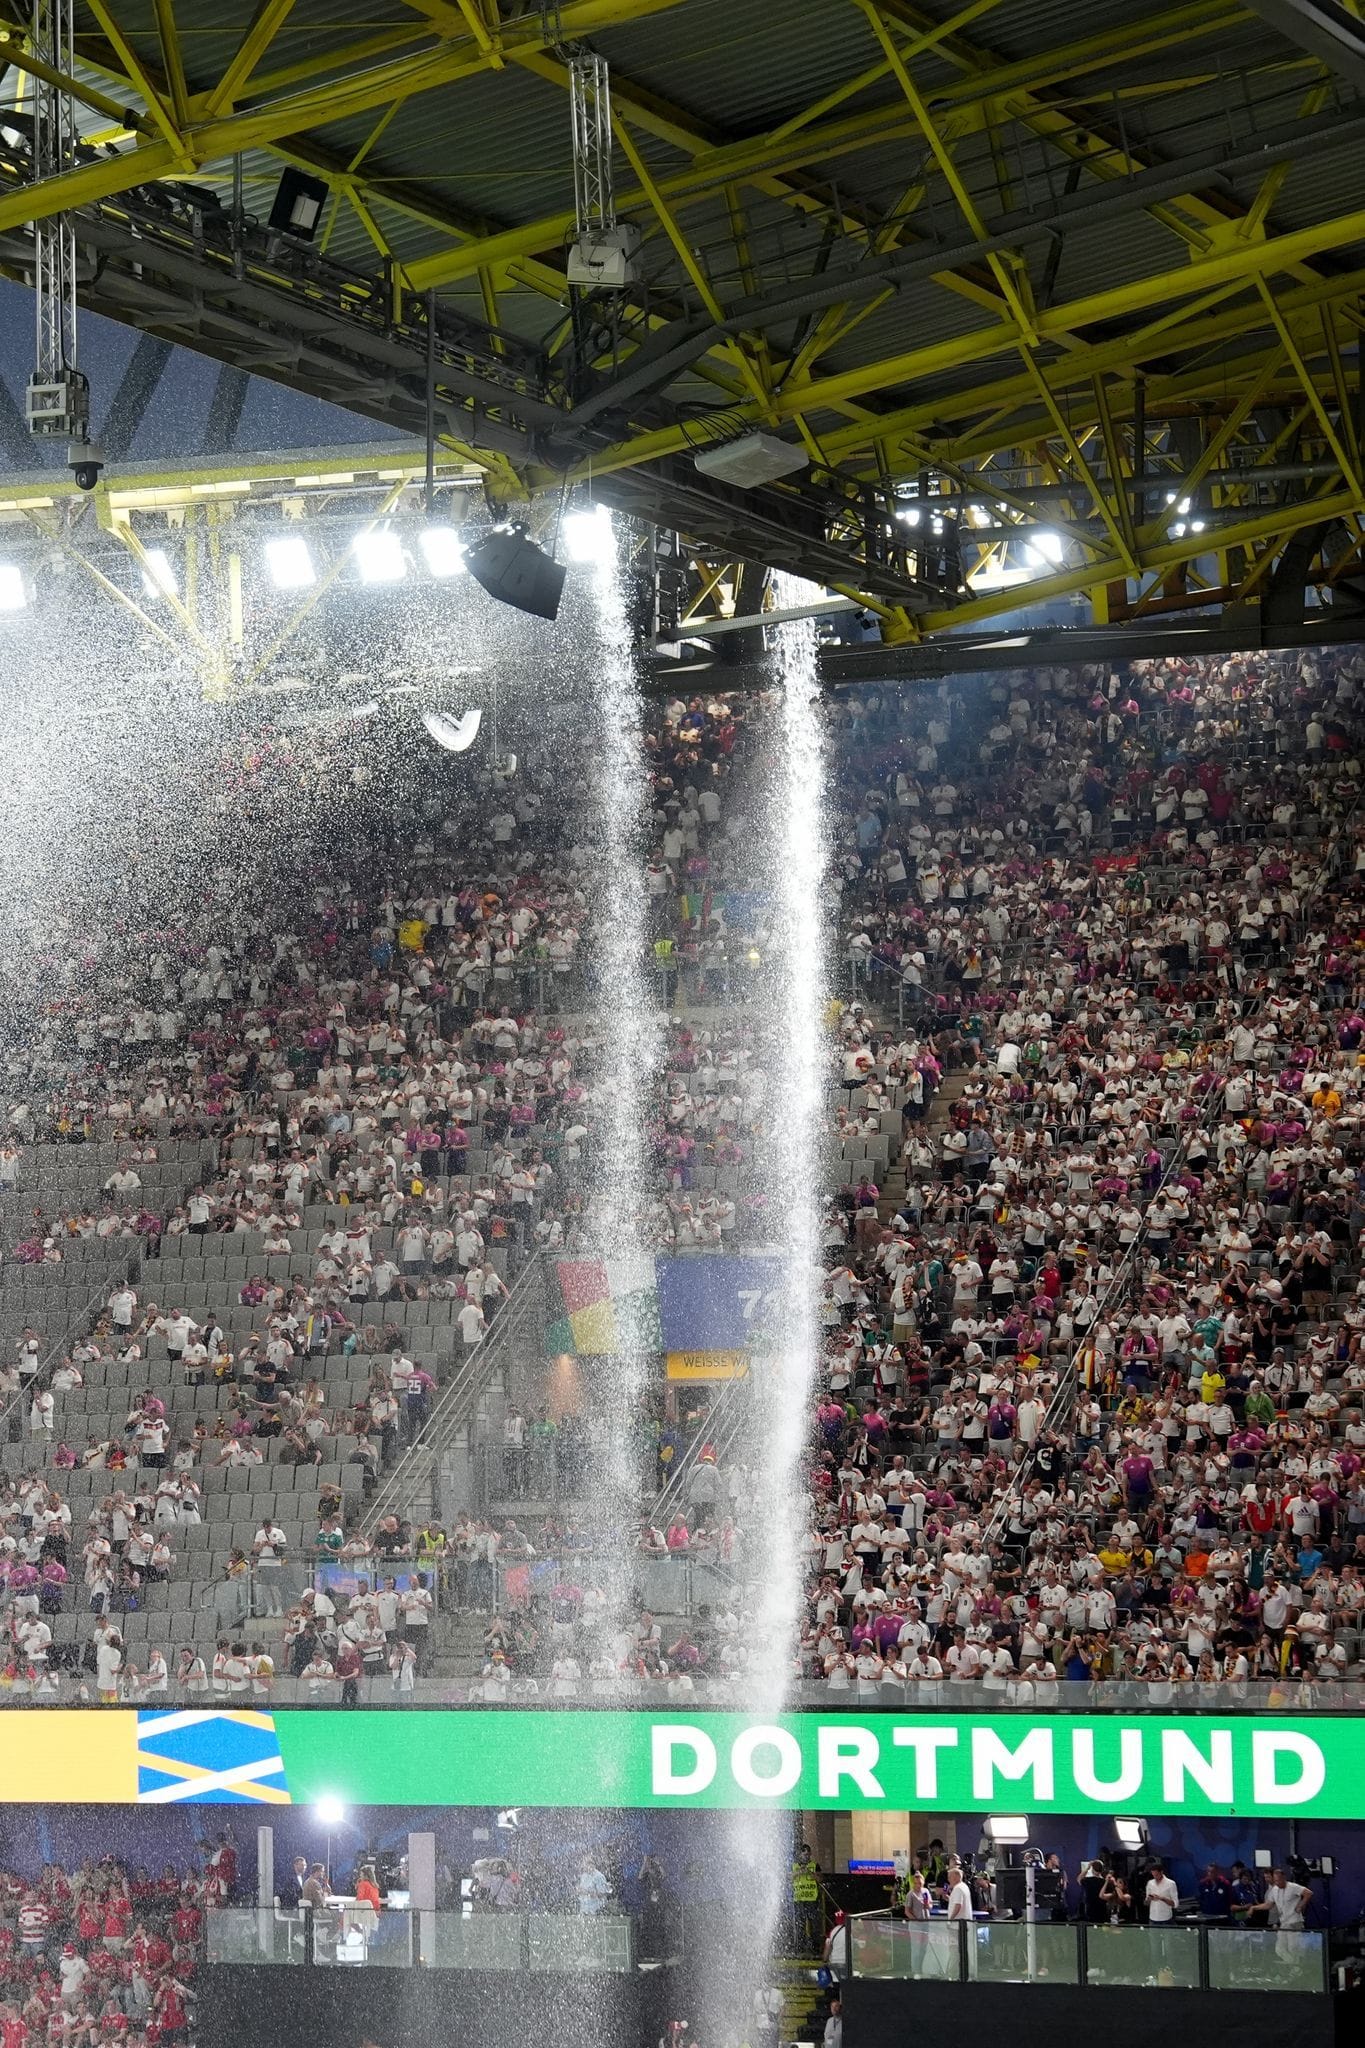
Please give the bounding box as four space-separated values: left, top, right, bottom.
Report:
586 517 663 1646
706 577 831 2035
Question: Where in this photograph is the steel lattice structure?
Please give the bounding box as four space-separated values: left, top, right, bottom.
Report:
4 0 1365 646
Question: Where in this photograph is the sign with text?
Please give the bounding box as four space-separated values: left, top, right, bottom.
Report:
665 1351 749 1380
77 1708 1365 1813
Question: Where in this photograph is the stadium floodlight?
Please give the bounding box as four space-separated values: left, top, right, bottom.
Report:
419 525 466 577
422 708 482 754
0 564 26 610
985 1816 1030 1844
353 528 406 585
563 503 613 565
266 535 314 589
142 547 177 599
1024 530 1063 567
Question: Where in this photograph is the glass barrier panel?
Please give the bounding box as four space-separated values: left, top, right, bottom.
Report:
850 1918 962 1980
1207 1928 1325 1994
311 1906 414 1967
426 1912 525 1972
525 1914 635 1973
1085 1924 1201 1988
969 1920 1080 1985
205 1908 306 1964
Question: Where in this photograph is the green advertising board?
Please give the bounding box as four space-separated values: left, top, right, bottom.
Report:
114 1708 1365 1815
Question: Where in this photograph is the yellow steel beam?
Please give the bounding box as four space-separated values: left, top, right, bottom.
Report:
0 24 152 132
681 559 735 622
1256 278 1362 500
875 0 1342 310
567 218 1365 481
107 517 216 658
759 0 1005 149
1319 303 1360 477
915 485 1357 632
411 0 1249 290
611 118 772 414
903 0 1243 110
505 45 1013 328
770 208 1365 424
244 25 429 97
1018 350 1134 565
81 0 189 164
149 0 190 133
1142 349 1288 548
36 530 186 656
0 0 689 236
1089 372 1138 562
1241 77 1331 239
857 0 1037 339
243 477 408 684
199 0 297 119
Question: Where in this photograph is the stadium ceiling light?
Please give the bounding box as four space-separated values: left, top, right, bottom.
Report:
141 547 177 599
1024 530 1064 566
0 564 27 610
265 535 314 589
419 525 466 577
563 502 613 565
422 708 483 753
353 528 406 585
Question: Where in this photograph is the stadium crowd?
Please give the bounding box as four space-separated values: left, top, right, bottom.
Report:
796 648 1365 1700
0 645 1362 1705
0 1848 213 2048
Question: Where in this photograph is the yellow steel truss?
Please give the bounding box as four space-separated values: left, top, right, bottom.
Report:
0 0 1362 637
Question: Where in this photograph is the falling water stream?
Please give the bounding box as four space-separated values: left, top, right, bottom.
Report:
702 577 831 2038
585 521 663 1650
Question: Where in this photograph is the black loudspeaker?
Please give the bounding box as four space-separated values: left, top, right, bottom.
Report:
465 526 566 621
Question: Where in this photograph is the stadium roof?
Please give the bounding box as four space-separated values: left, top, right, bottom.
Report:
4 0 1365 639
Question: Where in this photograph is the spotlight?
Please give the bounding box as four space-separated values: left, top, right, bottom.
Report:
0 564 26 610
419 525 466 578
141 547 177 599
1024 530 1063 567
985 1816 1030 1845
466 523 565 622
353 529 406 585
315 1795 346 1827
268 167 329 242
563 503 612 565
1114 1818 1148 1850
266 536 314 589
422 708 482 753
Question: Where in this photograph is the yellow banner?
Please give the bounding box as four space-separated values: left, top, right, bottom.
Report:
666 1351 749 1380
0 1712 137 1801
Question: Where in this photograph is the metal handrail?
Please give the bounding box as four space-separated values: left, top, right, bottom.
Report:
359 1252 548 1535
0 1132 219 1441
653 1372 749 1525
0 1262 137 1443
